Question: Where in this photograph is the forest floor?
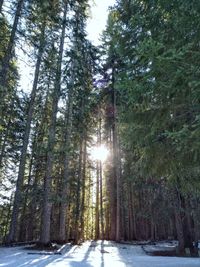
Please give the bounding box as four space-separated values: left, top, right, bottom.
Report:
0 240 200 267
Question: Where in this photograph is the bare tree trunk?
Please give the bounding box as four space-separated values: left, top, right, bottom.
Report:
95 160 100 240
115 148 121 242
121 186 127 240
193 199 200 256
128 184 134 240
150 217 155 241
0 0 24 103
174 188 185 255
86 171 91 239
74 140 83 244
183 197 197 256
99 161 104 240
129 183 137 240
133 215 137 240
40 4 67 245
7 25 46 243
80 140 87 240
174 207 185 255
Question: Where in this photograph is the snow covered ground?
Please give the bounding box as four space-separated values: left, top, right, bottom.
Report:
0 240 200 267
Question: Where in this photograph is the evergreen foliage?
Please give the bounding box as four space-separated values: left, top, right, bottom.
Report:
0 0 199 257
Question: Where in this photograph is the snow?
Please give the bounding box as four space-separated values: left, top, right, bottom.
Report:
143 240 178 253
0 241 200 267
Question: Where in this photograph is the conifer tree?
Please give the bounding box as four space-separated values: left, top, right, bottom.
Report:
0 0 24 108
40 0 68 245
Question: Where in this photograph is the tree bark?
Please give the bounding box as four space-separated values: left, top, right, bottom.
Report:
7 24 46 243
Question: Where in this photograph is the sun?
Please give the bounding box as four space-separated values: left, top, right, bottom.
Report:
90 144 109 162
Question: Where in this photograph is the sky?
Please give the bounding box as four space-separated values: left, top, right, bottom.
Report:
87 0 116 45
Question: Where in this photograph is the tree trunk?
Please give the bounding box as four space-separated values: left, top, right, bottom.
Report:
99 161 104 240
95 160 100 240
18 152 34 242
58 71 74 243
183 197 197 256
174 208 185 255
112 65 121 242
74 140 83 244
128 184 134 240
109 139 116 240
168 218 174 239
26 93 50 242
7 25 46 243
18 131 37 242
98 114 104 240
40 4 67 245
114 147 121 241
27 170 41 241
174 188 185 255
193 203 200 257
80 140 87 240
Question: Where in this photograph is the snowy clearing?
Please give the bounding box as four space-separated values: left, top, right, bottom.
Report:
0 240 200 267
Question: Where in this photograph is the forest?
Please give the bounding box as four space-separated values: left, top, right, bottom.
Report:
0 0 200 259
